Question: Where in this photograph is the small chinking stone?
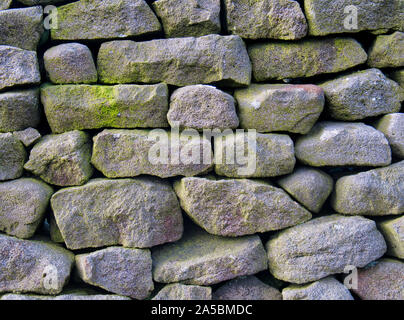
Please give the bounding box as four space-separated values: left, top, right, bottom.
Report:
378 216 404 259
0 0 12 10
390 68 404 88
153 284 212 300
368 32 404 68
375 113 404 159
332 161 404 216
12 128 41 147
0 133 26 181
266 214 387 284
51 177 183 250
152 226 268 285
76 247 154 300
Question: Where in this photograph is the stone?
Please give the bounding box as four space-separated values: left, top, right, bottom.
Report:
0 234 74 294
17 0 66 4
1 293 130 300
352 259 404 300
174 177 311 237
375 113 404 159
0 133 26 181
0 46 40 91
13 128 41 147
0 0 11 10
76 247 154 300
98 35 251 87
24 130 93 187
51 177 183 250
320 69 404 121
0 178 53 239
266 214 387 284
167 85 239 131
248 38 367 81
390 68 404 88
214 132 295 178
44 43 97 84
368 32 404 68
153 0 220 37
51 0 161 40
153 284 212 300
282 277 354 300
152 226 268 285
91 129 213 178
224 0 307 40
213 276 282 300
0 6 44 51
277 167 333 213
332 161 404 216
304 0 404 36
49 215 64 244
378 216 404 259
0 89 40 133
235 84 324 134
295 121 391 167
41 84 169 133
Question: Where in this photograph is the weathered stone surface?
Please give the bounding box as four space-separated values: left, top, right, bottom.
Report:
225 0 307 40
152 226 268 285
153 284 212 300
235 84 324 133
266 215 387 284
51 177 183 250
0 6 44 51
153 0 220 37
17 0 65 4
352 259 404 300
368 32 404 68
0 0 11 10
167 85 239 131
98 35 251 87
1 293 130 300
24 130 93 187
304 0 404 36
0 89 40 132
51 0 161 40
248 38 367 81
76 247 154 300
0 234 74 294
0 178 53 238
375 113 404 159
0 46 40 91
390 68 404 88
92 129 213 178
295 122 391 167
0 133 26 181
378 216 404 259
332 161 404 216
41 84 169 133
174 177 311 236
282 277 354 300
44 43 97 84
320 69 404 121
13 128 41 147
213 276 282 300
49 215 64 244
214 132 295 178
277 167 333 213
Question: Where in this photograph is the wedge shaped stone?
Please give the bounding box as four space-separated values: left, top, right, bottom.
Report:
375 113 404 159
378 216 404 259
368 32 404 68
0 133 26 181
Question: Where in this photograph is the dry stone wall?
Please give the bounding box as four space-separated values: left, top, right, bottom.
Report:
0 0 403 301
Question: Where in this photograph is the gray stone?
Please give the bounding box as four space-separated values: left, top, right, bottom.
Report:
17 0 66 4
174 177 311 237
98 35 251 87
24 130 93 187
41 84 169 133
248 38 367 81
0 234 74 294
0 0 11 10
51 0 161 40
277 167 333 213
375 113 404 159
153 284 212 300
49 214 64 244
225 0 307 40
332 161 404 216
295 121 392 167
152 226 268 285
390 68 404 88
235 84 324 134
378 216 404 259
0 6 44 51
51 177 183 250
0 133 26 181
1 293 130 300
153 0 220 37
44 43 97 84
368 32 404 68
76 247 154 300
167 85 239 131
0 178 53 239
213 276 282 300
0 89 40 133
266 215 387 284
13 128 41 147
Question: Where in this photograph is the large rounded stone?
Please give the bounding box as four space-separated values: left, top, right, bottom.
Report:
0 133 26 181
368 32 404 68
1 293 130 300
